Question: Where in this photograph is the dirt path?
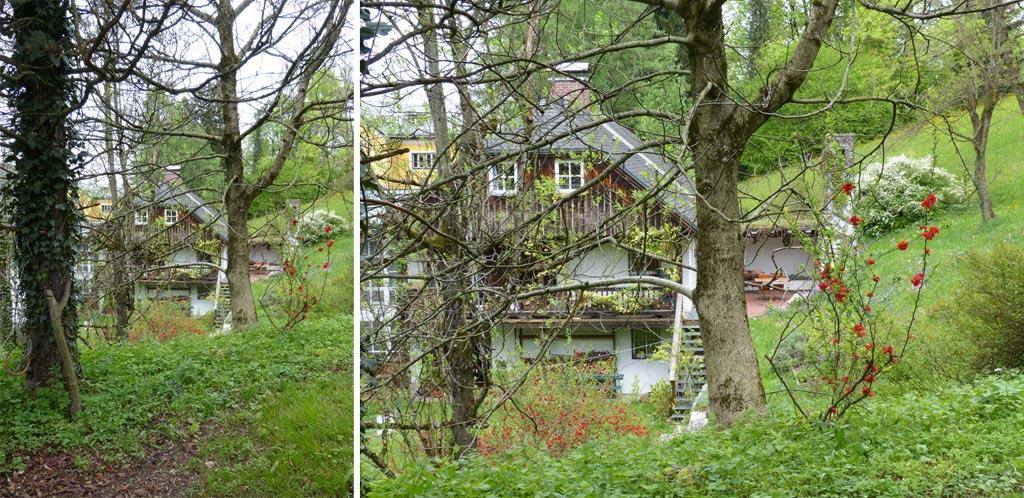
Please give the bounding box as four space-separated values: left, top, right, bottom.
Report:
2 434 206 498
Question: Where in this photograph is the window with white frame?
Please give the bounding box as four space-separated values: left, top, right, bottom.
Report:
165 208 179 225
555 160 583 191
99 203 113 214
409 151 436 170
135 211 149 225
489 162 517 195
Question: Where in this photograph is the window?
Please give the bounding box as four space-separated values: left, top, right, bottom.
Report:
555 160 583 191
135 211 149 225
362 320 392 355
632 329 665 360
165 208 179 225
363 282 390 306
409 151 435 170
99 203 113 214
489 162 517 195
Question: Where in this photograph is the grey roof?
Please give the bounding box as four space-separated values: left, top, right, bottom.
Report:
151 181 229 238
486 99 695 224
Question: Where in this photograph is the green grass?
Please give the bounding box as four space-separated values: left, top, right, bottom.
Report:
367 372 1024 497
0 316 352 474
198 371 354 496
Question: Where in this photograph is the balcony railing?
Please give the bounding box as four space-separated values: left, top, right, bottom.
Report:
477 188 671 236
509 285 674 316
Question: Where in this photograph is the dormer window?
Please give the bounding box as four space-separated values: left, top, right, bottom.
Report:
489 162 517 195
555 160 584 192
135 211 149 225
100 203 113 214
165 208 179 225
410 151 435 170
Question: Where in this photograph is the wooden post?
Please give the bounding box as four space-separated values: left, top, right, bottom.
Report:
45 279 81 419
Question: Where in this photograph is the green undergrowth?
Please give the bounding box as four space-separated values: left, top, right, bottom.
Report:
367 372 1024 497
0 316 353 474
197 368 354 497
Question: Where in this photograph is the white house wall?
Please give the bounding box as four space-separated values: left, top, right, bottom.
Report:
170 248 197 265
744 237 813 278
490 327 669 396
615 329 669 395
563 243 629 283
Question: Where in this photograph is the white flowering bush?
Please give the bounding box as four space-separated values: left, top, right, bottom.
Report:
855 155 965 236
298 209 350 244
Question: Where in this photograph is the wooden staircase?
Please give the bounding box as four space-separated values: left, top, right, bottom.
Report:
671 328 705 422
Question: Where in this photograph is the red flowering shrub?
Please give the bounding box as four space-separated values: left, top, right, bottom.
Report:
273 224 335 330
128 300 206 341
477 359 650 459
772 192 940 422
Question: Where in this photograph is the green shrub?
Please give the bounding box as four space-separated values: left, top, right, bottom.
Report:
855 155 964 236
647 380 674 418
934 241 1024 372
367 373 1024 497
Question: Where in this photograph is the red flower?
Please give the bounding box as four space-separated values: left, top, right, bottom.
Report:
843 182 855 195
819 281 829 291
864 305 872 312
865 342 876 350
910 273 924 287
327 240 335 248
322 262 329 269
872 275 880 283
292 219 298 225
925 247 931 255
841 376 849 384
849 215 862 227
897 240 909 251
325 225 333 234
921 193 937 210
830 406 838 414
835 287 849 303
853 323 866 337
866 291 874 298
881 345 894 354
865 375 875 383
866 258 875 266
318 246 324 252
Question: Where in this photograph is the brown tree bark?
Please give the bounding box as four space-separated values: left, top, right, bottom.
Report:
632 0 839 426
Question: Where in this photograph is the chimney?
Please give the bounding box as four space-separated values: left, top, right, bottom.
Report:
550 62 591 108
163 165 183 186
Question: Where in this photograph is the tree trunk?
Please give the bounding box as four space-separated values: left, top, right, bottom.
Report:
972 113 996 221
101 81 134 340
7 0 81 387
217 3 258 331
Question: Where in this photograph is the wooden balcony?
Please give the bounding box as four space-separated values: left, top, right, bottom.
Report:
477 188 673 237
503 284 678 327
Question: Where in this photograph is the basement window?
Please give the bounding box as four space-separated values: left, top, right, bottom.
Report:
632 329 666 360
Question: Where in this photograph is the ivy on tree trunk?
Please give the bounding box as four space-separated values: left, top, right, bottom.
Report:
2 0 83 388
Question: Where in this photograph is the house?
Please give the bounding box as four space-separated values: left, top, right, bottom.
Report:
131 173 230 318
363 64 704 412
740 134 857 299
77 171 230 321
